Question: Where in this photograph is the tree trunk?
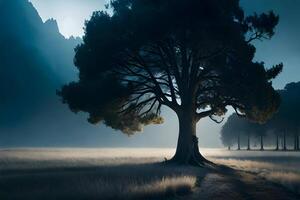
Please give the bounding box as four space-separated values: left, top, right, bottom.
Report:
284 132 287 150
247 134 250 150
237 134 241 150
260 135 264 151
294 133 298 151
171 111 207 165
275 134 279 151
297 134 300 151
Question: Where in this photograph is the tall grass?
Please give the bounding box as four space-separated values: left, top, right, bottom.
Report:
0 149 200 200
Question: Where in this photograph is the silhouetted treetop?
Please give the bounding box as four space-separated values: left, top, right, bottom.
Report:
59 0 282 164
60 0 281 134
271 82 300 132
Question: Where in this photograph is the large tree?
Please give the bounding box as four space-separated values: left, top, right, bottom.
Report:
59 0 282 165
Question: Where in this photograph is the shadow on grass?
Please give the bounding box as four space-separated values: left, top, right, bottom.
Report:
199 162 300 200
2 160 300 200
0 162 208 200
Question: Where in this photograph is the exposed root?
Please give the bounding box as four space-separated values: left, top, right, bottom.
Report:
165 136 217 168
164 154 215 168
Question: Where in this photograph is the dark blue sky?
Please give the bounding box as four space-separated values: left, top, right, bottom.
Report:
241 0 300 89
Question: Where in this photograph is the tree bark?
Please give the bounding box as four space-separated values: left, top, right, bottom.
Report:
297 134 299 151
247 134 250 150
275 134 279 151
171 110 207 165
260 135 264 151
237 134 241 150
283 131 287 151
294 133 298 151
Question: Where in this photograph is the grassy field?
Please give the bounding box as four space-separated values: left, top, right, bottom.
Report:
209 150 300 195
0 148 300 199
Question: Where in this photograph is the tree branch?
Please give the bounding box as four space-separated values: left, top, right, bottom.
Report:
196 109 215 121
209 115 225 124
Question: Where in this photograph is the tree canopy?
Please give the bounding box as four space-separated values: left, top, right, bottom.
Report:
59 0 281 133
59 0 282 164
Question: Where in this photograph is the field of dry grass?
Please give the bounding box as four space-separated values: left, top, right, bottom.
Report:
210 150 300 194
0 149 200 199
0 148 300 199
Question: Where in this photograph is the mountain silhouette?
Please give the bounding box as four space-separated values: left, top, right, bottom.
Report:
0 0 81 128
0 0 133 148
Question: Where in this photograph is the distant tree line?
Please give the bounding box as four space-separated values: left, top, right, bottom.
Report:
221 82 300 151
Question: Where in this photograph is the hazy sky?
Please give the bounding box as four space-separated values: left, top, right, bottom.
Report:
30 0 108 38
25 0 300 148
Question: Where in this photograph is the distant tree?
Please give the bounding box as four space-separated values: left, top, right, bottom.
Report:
252 124 266 151
221 115 237 150
221 114 248 150
270 82 300 150
283 82 300 150
221 114 263 150
59 0 281 165
244 121 256 150
222 82 300 151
